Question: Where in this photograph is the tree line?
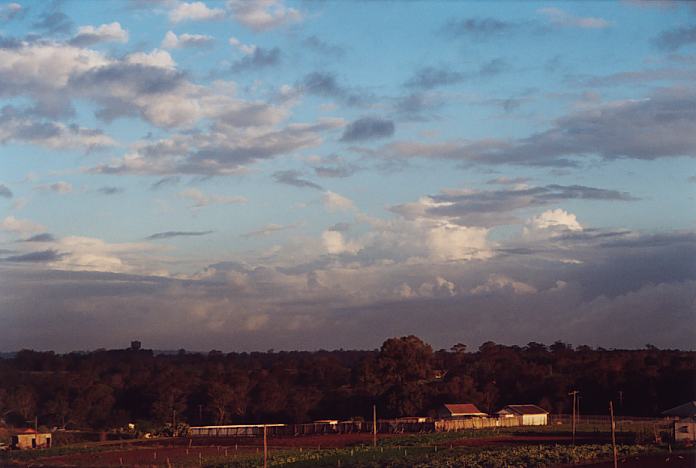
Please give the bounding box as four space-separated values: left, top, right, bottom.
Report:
0 336 693 430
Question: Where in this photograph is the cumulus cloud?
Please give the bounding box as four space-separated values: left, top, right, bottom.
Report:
321 230 361 255
229 46 281 72
470 273 537 295
538 7 612 29
340 117 395 142
161 30 213 49
0 216 45 235
70 22 129 46
0 107 115 150
390 184 633 227
323 191 355 212
169 1 224 23
227 0 302 31
523 209 583 241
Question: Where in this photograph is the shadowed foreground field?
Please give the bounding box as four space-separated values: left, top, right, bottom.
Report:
2 427 692 467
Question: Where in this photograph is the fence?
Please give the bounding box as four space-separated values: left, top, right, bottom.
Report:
435 416 522 432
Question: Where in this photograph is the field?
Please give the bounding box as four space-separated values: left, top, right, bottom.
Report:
0 423 690 467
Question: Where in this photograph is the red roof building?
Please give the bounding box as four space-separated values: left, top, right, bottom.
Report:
438 403 488 419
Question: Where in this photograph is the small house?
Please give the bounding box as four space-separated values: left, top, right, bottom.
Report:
11 430 52 450
661 401 696 419
438 403 487 419
497 404 549 426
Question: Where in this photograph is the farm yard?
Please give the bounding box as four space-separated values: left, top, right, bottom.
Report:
1 421 692 467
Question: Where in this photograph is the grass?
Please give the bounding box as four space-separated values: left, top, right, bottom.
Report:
205 444 660 468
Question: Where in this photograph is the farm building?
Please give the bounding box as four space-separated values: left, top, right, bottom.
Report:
497 404 549 426
662 401 696 419
437 403 487 419
188 424 286 437
673 421 696 442
10 429 52 449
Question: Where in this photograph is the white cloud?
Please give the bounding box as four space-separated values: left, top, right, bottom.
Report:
179 188 247 207
0 216 45 235
229 36 257 55
321 230 361 255
161 30 214 49
323 191 355 212
125 49 177 69
72 22 129 45
37 181 73 194
523 208 582 240
424 220 491 261
227 0 301 31
169 1 225 23
470 274 537 295
539 7 612 29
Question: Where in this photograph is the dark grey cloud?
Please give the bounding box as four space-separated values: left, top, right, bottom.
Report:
654 25 696 51
23 233 56 242
479 58 509 76
382 88 696 166
393 92 445 121
440 17 516 40
599 231 696 249
3 249 63 262
688 175 696 183
92 120 341 176
391 184 636 227
299 71 369 106
404 59 508 91
340 117 395 142
231 47 281 72
0 184 12 198
146 230 213 240
151 176 181 189
302 35 345 57
272 170 323 190
97 186 124 195
314 164 358 178
70 63 185 97
405 66 464 90
33 11 73 35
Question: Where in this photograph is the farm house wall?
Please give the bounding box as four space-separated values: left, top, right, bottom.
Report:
522 414 548 425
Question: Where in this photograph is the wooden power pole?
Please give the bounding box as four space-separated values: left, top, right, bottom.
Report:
263 425 268 468
568 390 579 445
372 404 377 448
609 401 618 468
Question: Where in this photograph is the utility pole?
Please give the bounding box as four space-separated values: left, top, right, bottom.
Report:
609 401 618 468
568 390 579 445
372 404 377 448
263 424 268 468
172 409 176 435
198 404 203 424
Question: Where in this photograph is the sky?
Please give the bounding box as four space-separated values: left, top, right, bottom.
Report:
0 0 695 352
